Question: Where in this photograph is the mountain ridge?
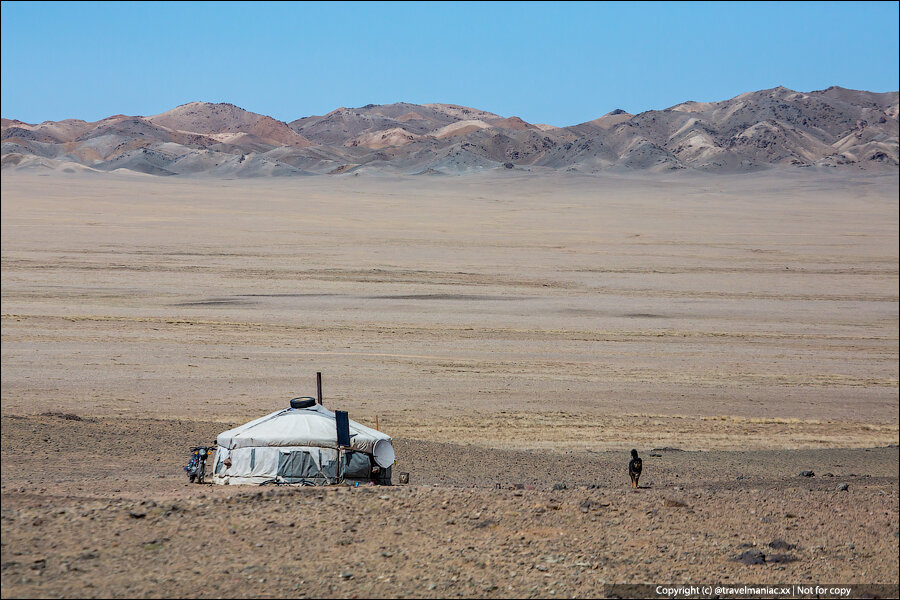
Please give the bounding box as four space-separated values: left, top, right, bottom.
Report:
3 87 897 176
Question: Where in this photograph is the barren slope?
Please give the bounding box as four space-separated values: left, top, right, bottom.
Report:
4 87 896 176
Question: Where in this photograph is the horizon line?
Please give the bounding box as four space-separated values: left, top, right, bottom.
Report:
4 84 898 128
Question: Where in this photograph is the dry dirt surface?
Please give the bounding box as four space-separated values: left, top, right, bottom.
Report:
1 414 898 598
1 170 898 597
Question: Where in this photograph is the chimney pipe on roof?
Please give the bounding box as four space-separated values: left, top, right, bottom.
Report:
316 372 323 405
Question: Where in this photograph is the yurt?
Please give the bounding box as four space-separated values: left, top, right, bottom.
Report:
212 397 395 486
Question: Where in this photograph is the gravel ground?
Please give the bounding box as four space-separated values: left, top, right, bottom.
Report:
1 415 897 598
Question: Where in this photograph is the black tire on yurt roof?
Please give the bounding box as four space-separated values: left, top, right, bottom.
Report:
289 397 317 409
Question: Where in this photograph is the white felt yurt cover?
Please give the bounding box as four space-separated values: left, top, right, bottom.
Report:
212 404 394 485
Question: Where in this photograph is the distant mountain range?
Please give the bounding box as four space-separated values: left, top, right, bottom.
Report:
2 86 897 176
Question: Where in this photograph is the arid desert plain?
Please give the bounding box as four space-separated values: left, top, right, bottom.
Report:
1 170 898 598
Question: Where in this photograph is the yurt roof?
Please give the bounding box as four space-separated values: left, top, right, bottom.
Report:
216 404 391 455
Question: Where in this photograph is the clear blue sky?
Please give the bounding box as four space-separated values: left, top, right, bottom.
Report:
2 1 898 126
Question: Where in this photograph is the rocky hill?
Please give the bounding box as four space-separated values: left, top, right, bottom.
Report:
2 86 897 176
